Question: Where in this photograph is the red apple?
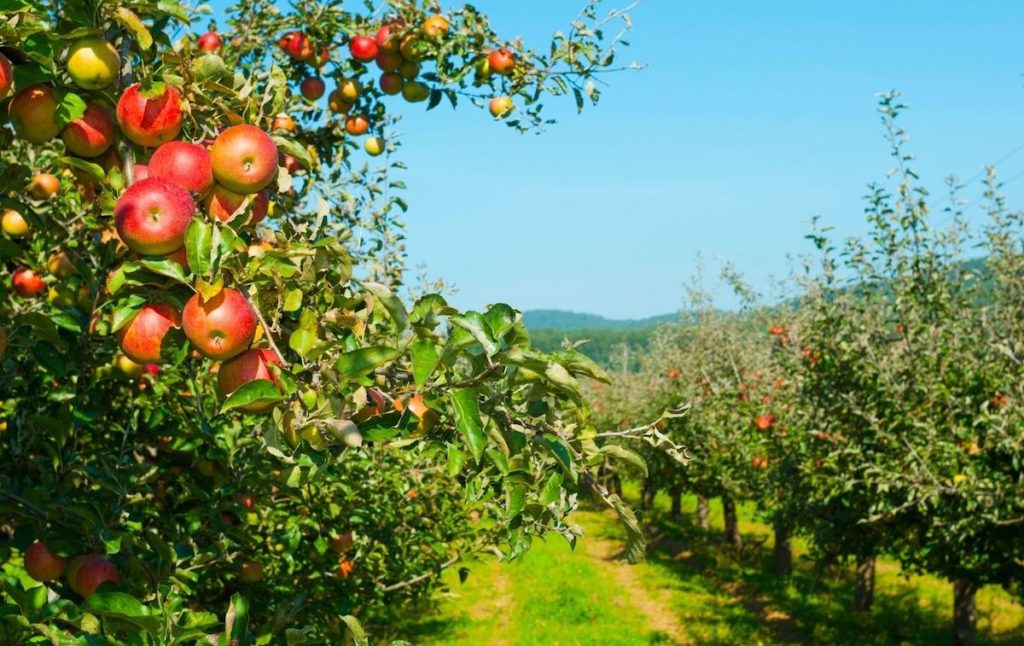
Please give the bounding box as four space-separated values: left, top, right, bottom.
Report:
488 48 516 76
349 35 378 62
210 125 278 194
133 163 150 182
29 173 61 200
182 287 258 360
376 51 402 72
345 115 369 136
205 185 269 225
218 348 283 412
0 53 12 99
279 31 313 60
148 141 215 196
300 77 325 100
68 555 120 597
163 246 190 273
116 302 182 364
488 96 514 118
24 542 65 582
197 30 222 53
379 72 403 95
61 103 116 157
9 84 60 143
114 178 196 255
376 24 400 54
116 83 183 147
329 532 354 553
755 415 776 431
238 560 263 583
282 154 302 174
12 268 45 297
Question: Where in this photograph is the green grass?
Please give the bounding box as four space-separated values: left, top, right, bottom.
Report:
398 491 1024 645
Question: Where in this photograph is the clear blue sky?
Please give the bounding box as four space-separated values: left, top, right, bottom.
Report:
215 1 1024 318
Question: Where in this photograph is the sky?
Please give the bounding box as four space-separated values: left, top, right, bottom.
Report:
215 1 1024 318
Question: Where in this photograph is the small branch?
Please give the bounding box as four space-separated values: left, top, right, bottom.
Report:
247 293 290 368
380 554 460 593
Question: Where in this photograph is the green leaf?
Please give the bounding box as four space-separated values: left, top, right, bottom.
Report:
506 485 526 518
334 346 399 381
539 471 563 505
447 443 466 477
220 380 285 414
553 349 611 384
361 281 408 332
190 54 229 81
483 303 517 339
225 593 250 644
61 156 104 182
54 89 86 128
85 593 161 635
283 288 303 312
110 296 146 333
448 389 486 463
289 309 320 358
541 433 576 483
139 257 189 283
340 615 368 646
271 136 311 168
450 312 498 356
604 493 646 565
185 219 213 277
114 7 153 49
599 445 648 479
410 339 440 388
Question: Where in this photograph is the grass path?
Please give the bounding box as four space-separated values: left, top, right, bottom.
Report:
400 494 1024 645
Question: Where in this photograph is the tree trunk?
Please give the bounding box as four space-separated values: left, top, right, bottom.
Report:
852 554 876 612
722 496 742 548
670 487 682 520
641 478 656 510
953 579 978 646
773 521 792 577
696 495 710 530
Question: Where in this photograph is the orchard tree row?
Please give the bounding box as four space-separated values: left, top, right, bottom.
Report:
588 96 1024 646
0 0 684 643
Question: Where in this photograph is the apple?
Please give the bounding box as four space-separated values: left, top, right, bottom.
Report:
9 84 60 143
116 83 183 147
48 251 77 278
210 125 278 194
329 532 354 553
115 354 144 377
29 173 60 200
61 103 116 157
238 560 263 583
423 15 450 40
197 30 222 53
279 31 313 61
68 555 120 597
349 35 378 62
337 558 354 579
66 37 120 90
0 53 12 99
24 542 65 582
399 34 426 62
401 81 430 103
282 154 303 174
300 77 325 100
133 163 150 182
489 96 514 118
182 287 258 360
205 185 269 225
376 51 402 72
271 114 296 132
337 78 361 103
488 48 516 75
114 177 196 255
2 210 29 237
345 115 369 136
116 302 182 364
399 60 420 81
149 141 215 195
163 246 190 273
379 72 403 95
364 136 385 156
12 268 45 297
328 90 352 114
376 24 400 53
217 348 283 412
401 394 439 433
755 414 776 431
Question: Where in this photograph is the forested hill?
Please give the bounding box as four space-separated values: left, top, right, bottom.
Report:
523 310 677 331
524 310 677 369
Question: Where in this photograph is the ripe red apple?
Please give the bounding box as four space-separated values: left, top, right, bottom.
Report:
210 125 278 194
0 53 12 99
279 31 313 61
114 177 196 255
116 83 183 147
148 141 215 195
488 96 514 118
755 415 776 431
66 37 120 90
116 302 182 364
349 35 378 62
488 48 516 75
272 114 296 132
345 115 369 136
12 268 45 297
61 103 115 157
182 288 258 360
205 185 269 225
68 555 120 597
376 51 402 72
300 77 325 100
133 163 150 182
282 154 303 174
238 560 263 583
376 24 400 54
29 173 60 200
9 84 60 143
24 542 65 582
197 30 222 53
218 348 283 412
379 72 403 95
329 532 354 553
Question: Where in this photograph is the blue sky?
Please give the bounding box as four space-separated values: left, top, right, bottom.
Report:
213 1 1024 318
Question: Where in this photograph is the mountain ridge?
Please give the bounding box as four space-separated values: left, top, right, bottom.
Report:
522 309 677 332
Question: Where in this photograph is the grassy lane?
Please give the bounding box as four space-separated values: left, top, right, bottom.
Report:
400 494 1024 645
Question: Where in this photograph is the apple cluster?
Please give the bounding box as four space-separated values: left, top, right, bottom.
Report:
22 541 121 599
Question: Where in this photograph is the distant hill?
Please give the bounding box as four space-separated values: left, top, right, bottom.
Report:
522 309 677 331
